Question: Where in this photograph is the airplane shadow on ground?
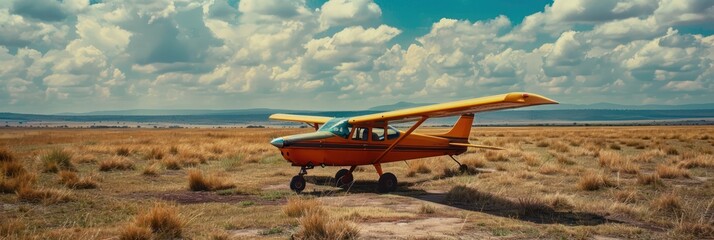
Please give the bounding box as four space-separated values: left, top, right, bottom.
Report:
303 175 613 226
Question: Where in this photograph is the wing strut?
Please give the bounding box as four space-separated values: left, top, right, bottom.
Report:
372 116 428 164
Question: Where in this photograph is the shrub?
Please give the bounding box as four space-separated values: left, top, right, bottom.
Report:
187 169 235 191
293 209 358 240
133 203 185 239
577 172 613 191
655 165 689 179
283 197 321 218
99 157 135 171
41 149 74 173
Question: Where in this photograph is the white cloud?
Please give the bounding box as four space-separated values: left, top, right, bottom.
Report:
319 0 382 30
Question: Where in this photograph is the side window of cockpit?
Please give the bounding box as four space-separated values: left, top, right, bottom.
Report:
387 127 400 140
352 127 369 141
372 127 385 141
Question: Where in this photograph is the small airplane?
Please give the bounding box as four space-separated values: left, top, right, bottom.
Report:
268 92 557 193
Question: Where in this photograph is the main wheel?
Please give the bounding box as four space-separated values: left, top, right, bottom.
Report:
377 172 397 193
334 169 353 188
290 175 306 193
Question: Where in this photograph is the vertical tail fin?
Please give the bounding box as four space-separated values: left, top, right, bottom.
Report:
437 114 474 139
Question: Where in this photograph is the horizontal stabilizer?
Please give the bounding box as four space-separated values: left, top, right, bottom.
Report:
449 143 505 150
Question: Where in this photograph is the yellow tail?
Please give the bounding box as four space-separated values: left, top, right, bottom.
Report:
437 114 474 139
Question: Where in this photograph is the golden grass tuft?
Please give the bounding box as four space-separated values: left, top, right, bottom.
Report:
614 190 641 203
118 225 151 240
41 149 75 173
126 203 185 239
116 147 131 156
537 164 562 175
419 204 436 214
283 197 322 218
577 172 613 191
665 147 679 155
544 193 575 210
484 151 508 162
655 165 689 179
674 222 714 239
407 161 432 175
636 173 663 186
2 160 26 178
598 150 621 168
16 186 72 204
0 218 24 238
145 148 164 160
0 148 15 162
58 171 98 189
292 209 359 240
187 169 235 191
99 157 135 171
650 192 683 214
142 163 161 177
444 185 494 204
521 153 541 166
516 197 554 216
162 157 182 170
678 155 714 169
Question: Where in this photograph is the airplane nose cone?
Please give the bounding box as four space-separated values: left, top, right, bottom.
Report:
270 137 284 148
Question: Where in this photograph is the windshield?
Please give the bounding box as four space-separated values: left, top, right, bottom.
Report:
318 118 352 138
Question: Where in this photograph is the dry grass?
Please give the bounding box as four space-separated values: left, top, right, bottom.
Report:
142 163 161 176
292 209 359 240
162 157 182 170
614 190 641 203
284 197 322 218
521 153 541 166
678 155 714 169
419 204 436 214
636 173 664 187
41 149 75 173
118 225 151 240
650 192 683 214
0 148 15 162
187 169 235 191
406 161 431 177
57 171 98 189
577 172 613 191
484 151 508 162
444 185 494 204
16 186 72 205
122 203 185 239
655 165 690 179
0 219 24 238
116 147 131 156
544 193 575 210
99 157 135 171
537 164 562 175
145 147 164 160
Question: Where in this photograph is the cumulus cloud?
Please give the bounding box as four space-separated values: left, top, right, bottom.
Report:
0 0 712 113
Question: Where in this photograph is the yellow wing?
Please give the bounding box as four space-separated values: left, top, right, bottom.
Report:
349 92 557 124
269 114 332 125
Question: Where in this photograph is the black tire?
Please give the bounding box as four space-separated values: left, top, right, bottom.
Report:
377 172 397 193
290 175 306 193
334 169 353 188
459 164 469 173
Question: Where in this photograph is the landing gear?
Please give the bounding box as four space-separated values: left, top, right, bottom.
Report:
450 155 469 173
290 165 312 193
290 175 305 193
334 169 353 188
377 172 398 193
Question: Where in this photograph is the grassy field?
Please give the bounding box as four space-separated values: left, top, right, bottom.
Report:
1 126 713 239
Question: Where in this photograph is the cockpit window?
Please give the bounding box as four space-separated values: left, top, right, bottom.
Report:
318 118 352 138
387 126 400 140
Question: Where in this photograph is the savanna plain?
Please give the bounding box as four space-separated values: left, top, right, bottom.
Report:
1 126 713 239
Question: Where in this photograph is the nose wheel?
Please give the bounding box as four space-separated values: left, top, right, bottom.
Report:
290 165 311 193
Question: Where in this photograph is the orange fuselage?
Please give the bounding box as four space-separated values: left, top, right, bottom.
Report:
277 131 467 167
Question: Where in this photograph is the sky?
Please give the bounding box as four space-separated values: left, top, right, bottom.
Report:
0 0 713 114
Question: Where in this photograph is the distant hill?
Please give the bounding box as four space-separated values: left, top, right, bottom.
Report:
57 108 315 116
